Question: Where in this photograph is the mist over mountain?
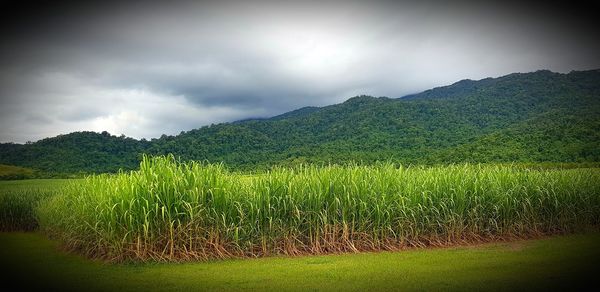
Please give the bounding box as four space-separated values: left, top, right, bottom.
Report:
1 69 599 174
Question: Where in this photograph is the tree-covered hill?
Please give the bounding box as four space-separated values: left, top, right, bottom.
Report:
0 132 148 173
1 69 599 173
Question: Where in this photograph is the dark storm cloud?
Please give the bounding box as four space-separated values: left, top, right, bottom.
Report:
1 0 599 142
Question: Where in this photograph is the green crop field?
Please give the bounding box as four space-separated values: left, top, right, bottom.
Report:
28 155 600 261
0 159 599 291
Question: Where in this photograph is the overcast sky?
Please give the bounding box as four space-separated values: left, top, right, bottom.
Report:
1 0 599 143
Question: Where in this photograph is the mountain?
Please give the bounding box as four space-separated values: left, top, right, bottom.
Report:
1 69 599 174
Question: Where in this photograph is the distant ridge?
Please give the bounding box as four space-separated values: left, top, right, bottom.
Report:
270 106 320 120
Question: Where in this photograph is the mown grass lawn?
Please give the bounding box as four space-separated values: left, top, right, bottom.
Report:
1 231 598 291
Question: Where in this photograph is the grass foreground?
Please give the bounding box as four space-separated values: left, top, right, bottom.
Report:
0 231 598 291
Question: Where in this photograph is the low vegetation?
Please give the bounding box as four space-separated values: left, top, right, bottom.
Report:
0 164 35 180
0 179 68 231
38 155 600 261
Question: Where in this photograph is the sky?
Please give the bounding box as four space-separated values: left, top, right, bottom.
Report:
1 0 599 143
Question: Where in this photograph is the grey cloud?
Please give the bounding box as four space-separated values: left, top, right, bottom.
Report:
1 0 599 143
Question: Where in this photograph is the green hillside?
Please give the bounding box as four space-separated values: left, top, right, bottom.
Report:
1 69 599 174
0 132 148 173
0 164 35 180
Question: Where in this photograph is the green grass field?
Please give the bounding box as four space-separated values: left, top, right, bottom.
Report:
1 167 599 291
0 178 73 191
0 179 72 231
0 231 598 291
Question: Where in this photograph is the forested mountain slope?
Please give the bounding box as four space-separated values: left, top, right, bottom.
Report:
1 69 598 173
